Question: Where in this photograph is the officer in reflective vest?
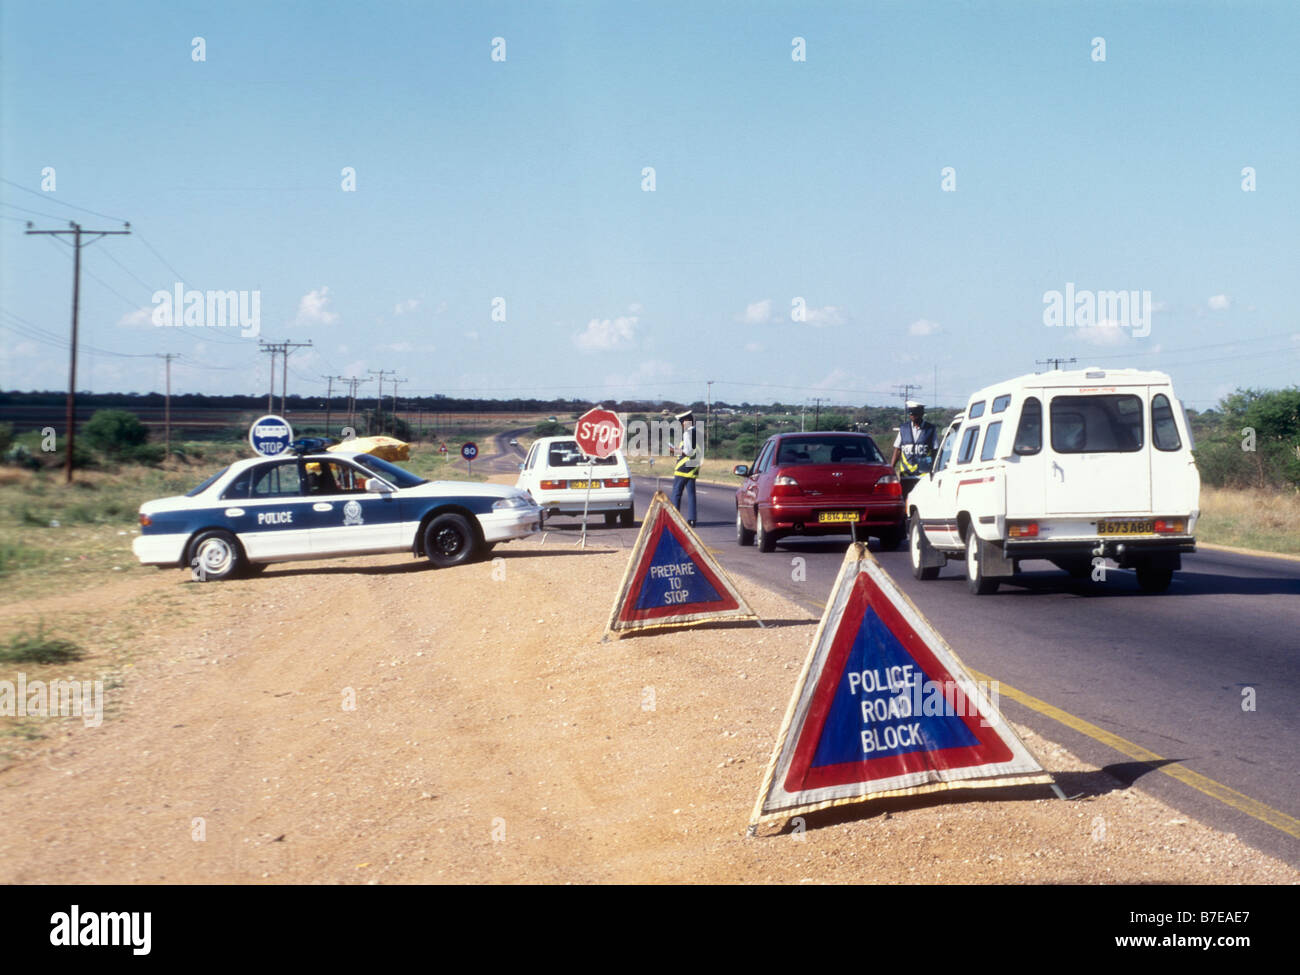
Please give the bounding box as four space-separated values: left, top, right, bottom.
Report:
670 409 701 526
890 401 938 475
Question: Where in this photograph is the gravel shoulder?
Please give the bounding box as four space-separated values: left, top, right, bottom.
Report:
0 530 1295 884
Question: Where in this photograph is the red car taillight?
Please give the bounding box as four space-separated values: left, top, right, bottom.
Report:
875 473 902 498
772 475 801 497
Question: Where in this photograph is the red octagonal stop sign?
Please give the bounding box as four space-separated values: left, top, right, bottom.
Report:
574 407 625 459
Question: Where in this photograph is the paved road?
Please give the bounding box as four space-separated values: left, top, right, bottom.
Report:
542 475 1300 866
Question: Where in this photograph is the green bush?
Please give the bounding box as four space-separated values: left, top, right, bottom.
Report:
82 410 149 459
534 420 567 437
0 422 12 455
0 623 83 665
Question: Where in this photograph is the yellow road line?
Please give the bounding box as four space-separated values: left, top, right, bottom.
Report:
968 667 1300 840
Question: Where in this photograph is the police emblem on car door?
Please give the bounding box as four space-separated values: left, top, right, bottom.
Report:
306 459 404 555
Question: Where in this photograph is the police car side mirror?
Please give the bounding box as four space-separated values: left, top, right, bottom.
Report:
367 478 394 494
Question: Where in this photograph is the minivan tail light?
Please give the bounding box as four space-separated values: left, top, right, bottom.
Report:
139 513 152 528
539 480 565 490
605 477 630 488
1008 521 1038 538
1153 518 1185 534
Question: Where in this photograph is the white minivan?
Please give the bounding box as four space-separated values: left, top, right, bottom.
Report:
907 367 1200 594
516 436 635 526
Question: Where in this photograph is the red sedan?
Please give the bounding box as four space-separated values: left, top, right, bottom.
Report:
733 432 905 552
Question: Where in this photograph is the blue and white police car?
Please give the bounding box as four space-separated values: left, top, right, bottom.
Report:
132 444 541 580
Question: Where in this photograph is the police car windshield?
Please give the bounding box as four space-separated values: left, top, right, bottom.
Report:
186 467 229 497
353 454 426 488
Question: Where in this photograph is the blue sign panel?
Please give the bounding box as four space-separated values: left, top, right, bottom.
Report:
249 415 293 457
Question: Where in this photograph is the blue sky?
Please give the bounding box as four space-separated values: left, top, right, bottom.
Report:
2 0 1297 410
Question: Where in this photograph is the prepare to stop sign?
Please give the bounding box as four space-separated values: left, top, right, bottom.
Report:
575 408 625 459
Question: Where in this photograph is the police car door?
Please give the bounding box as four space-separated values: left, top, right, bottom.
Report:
236 459 313 560
306 458 405 555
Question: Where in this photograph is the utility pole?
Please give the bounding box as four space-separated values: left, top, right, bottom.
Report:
368 369 393 434
279 340 312 416
812 397 825 430
323 375 338 437
157 353 180 457
705 380 714 455
25 220 132 484
391 378 407 436
1036 357 1077 371
893 383 921 409
259 342 278 411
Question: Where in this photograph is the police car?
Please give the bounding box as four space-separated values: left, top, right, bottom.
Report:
132 445 541 580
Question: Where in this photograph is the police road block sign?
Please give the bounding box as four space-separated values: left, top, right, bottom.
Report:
606 491 757 635
249 415 293 457
750 543 1049 827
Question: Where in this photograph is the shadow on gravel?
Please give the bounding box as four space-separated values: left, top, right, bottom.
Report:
610 619 769 640
756 781 1060 835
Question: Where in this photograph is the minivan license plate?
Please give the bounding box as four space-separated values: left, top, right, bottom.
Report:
1097 519 1153 535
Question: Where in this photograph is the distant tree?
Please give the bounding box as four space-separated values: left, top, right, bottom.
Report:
82 410 148 458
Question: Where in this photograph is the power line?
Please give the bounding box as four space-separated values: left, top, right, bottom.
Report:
0 177 129 222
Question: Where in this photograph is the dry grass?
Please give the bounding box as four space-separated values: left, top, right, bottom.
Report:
1198 484 1300 556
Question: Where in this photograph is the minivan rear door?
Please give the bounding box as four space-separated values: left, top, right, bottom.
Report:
1044 385 1151 515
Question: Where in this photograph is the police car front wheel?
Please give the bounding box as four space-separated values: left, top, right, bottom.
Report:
423 513 479 568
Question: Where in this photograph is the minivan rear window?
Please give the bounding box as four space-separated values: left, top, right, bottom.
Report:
1152 394 1182 451
1050 395 1143 453
1014 398 1041 454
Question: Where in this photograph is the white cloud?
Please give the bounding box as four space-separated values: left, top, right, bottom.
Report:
574 315 638 351
118 306 154 328
803 305 846 327
744 342 764 354
394 298 420 316
738 299 773 325
908 318 941 337
627 302 644 315
294 287 338 325
1075 323 1132 346
1208 294 1231 311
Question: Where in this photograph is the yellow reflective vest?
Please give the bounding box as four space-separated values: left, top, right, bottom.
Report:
674 425 701 478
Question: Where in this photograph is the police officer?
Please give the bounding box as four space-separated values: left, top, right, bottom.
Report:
669 409 701 526
890 401 938 475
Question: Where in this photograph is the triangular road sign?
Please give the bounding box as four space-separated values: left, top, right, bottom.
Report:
751 543 1050 827
606 491 759 635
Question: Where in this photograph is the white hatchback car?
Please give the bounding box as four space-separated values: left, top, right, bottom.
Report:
516 436 634 526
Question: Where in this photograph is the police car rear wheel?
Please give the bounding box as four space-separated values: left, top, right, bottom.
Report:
424 514 478 568
189 530 243 582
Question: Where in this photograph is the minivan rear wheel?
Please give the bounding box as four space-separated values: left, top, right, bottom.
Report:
965 531 1000 595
